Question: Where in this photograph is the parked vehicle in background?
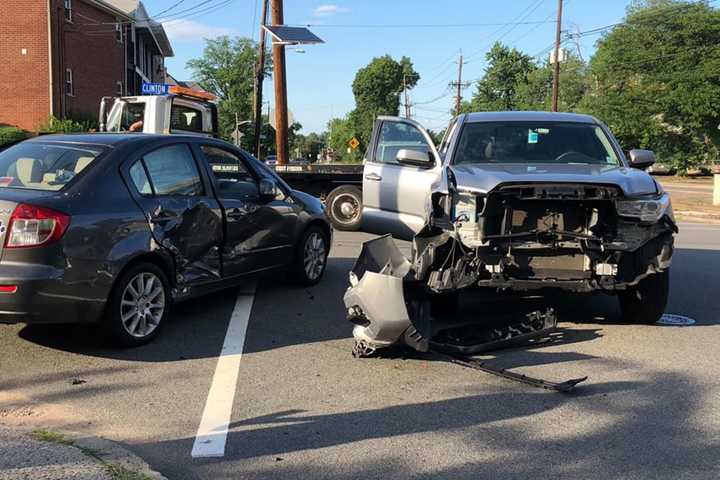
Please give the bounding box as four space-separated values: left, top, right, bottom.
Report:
0 134 331 345
265 155 277 166
647 161 676 175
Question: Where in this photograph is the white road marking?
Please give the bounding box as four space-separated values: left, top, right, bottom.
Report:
191 283 256 458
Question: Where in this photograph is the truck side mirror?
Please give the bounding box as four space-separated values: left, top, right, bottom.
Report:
628 149 656 169
396 149 434 168
259 178 278 201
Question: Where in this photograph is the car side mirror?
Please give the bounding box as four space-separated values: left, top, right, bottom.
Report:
396 149 434 168
258 178 277 201
628 149 656 169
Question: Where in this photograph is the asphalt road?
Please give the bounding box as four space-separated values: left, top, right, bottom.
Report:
1 223 719 480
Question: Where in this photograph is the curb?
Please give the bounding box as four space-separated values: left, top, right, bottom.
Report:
675 210 720 224
5 424 167 480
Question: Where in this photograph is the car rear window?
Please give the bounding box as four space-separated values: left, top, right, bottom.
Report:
0 142 103 191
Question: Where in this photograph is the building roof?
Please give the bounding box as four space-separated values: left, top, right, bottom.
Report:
102 0 174 57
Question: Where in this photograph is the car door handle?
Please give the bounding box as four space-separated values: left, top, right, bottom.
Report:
227 207 248 219
149 211 179 223
365 173 382 181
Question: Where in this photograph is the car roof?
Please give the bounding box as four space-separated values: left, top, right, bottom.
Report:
24 133 216 148
464 111 599 124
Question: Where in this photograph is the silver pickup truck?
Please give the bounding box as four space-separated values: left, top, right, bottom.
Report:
345 111 677 355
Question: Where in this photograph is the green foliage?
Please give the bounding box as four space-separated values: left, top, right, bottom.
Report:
580 0 720 171
471 42 538 111
0 126 29 146
291 131 325 161
187 36 271 149
31 430 73 445
327 116 363 163
39 116 94 133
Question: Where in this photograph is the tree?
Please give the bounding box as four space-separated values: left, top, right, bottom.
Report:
470 42 537 111
187 36 271 149
326 116 363 163
515 54 588 111
580 0 720 171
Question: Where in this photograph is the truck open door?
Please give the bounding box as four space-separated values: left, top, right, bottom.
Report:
361 116 442 240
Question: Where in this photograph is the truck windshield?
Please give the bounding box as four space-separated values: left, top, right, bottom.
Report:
0 143 103 191
453 122 620 166
106 101 146 132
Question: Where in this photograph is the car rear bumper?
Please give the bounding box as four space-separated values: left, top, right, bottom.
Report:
0 263 106 325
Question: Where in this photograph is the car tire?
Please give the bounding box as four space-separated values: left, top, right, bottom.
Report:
105 263 171 347
618 269 670 324
290 226 329 286
326 185 363 231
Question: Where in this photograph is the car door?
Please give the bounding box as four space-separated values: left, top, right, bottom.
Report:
362 117 442 240
125 142 224 284
197 144 297 277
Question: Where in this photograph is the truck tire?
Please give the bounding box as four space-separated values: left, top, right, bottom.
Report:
618 269 670 324
326 185 363 231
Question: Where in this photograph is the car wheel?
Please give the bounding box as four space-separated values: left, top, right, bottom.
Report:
291 226 329 286
326 185 362 231
618 269 670 324
106 263 170 346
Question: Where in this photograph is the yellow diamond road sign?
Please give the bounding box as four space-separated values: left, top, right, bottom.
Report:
348 137 360 149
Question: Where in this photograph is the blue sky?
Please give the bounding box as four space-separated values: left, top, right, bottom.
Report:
156 0 633 133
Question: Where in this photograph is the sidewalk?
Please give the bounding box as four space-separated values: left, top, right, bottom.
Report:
0 426 164 480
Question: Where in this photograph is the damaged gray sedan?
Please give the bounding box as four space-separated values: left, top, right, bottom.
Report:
345 112 676 356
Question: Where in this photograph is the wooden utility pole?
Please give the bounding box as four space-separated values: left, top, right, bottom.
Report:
403 75 410 118
449 52 468 115
252 0 269 159
270 0 289 166
551 0 564 112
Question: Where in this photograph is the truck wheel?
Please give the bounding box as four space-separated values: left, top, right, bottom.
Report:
618 269 670 324
326 185 362 231
105 263 170 347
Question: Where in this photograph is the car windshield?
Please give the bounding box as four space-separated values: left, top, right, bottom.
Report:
106 101 146 132
0 142 104 191
453 121 620 166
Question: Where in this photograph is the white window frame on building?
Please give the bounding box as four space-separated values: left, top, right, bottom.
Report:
116 81 123 96
64 0 72 22
116 22 123 43
65 68 74 96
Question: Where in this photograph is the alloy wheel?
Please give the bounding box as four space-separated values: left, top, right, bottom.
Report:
303 232 327 281
120 272 166 338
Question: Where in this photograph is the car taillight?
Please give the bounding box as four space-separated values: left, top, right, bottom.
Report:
5 203 70 248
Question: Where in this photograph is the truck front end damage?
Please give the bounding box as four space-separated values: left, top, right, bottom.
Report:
344 178 676 355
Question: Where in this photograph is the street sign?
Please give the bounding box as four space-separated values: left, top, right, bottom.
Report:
142 83 170 95
348 137 360 149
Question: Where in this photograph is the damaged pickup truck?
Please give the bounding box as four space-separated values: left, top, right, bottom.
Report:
345 112 677 356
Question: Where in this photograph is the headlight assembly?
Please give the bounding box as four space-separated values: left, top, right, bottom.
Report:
615 193 671 222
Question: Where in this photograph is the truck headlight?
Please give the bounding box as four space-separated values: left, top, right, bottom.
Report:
615 193 671 222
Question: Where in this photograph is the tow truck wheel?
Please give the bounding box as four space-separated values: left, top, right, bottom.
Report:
618 269 670 324
326 186 363 231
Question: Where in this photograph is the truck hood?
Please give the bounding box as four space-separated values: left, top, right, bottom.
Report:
448 163 659 197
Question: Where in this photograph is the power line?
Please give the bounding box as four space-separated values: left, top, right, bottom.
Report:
288 20 556 29
152 0 188 18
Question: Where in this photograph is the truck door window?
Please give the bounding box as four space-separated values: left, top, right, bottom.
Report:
374 122 429 165
142 144 203 196
200 146 259 201
171 105 203 132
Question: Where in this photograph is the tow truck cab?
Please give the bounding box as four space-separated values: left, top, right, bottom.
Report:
99 85 218 137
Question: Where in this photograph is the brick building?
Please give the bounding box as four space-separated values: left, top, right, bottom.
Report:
0 0 173 131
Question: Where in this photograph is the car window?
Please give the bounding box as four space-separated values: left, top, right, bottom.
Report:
171 104 203 132
142 144 203 196
453 122 620 165
129 161 152 195
0 142 103 191
200 145 259 200
374 122 430 165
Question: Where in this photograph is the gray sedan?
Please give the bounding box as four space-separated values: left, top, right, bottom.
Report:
0 134 331 345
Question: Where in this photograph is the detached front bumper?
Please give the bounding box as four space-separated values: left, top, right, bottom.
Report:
0 263 106 325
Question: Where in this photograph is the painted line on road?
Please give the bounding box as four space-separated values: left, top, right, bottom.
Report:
191 283 256 458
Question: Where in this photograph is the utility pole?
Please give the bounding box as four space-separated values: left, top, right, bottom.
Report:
403 75 411 118
449 52 469 115
270 0 289 166
551 0 564 112
252 0 269 159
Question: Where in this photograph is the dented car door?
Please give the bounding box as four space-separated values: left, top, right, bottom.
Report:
125 142 223 283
